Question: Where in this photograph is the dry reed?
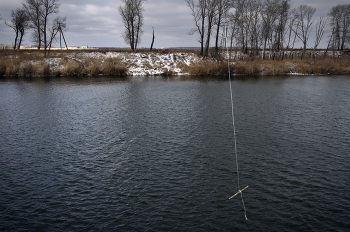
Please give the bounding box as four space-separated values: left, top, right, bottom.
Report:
102 58 127 76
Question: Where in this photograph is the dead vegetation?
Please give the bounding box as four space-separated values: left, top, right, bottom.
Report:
0 49 349 78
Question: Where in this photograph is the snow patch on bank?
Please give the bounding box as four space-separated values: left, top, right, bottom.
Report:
59 51 200 76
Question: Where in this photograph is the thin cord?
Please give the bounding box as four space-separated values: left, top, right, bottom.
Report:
224 17 248 221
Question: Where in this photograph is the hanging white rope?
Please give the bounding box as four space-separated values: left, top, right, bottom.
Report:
223 3 248 220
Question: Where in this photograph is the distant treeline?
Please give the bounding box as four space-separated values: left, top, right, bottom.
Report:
186 0 350 58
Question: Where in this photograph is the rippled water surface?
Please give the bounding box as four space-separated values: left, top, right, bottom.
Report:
1 76 349 231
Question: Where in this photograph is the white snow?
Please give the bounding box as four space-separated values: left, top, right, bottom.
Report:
48 51 200 76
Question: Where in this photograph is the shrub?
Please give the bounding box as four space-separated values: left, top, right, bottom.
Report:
61 62 85 76
188 60 227 75
102 58 127 76
19 62 34 77
87 63 101 76
34 63 51 76
233 61 261 76
296 63 313 74
5 61 19 76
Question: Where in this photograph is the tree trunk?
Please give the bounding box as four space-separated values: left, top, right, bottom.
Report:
13 30 19 50
37 17 41 50
200 13 205 56
18 29 25 49
150 28 155 50
215 13 222 55
204 18 213 57
44 17 47 56
131 20 135 51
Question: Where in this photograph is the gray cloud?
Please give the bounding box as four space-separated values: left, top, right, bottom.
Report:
0 0 349 48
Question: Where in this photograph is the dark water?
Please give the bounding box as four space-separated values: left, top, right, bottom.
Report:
0 76 349 231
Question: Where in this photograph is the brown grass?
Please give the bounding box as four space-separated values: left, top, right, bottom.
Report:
1 49 349 77
5 60 19 76
187 60 227 75
19 62 35 77
83 57 102 76
61 62 85 76
102 58 127 76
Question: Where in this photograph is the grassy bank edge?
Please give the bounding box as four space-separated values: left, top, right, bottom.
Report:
1 49 350 78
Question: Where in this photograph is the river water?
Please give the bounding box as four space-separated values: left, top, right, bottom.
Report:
0 75 349 231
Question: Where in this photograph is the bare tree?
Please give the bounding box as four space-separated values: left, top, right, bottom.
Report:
23 0 44 49
203 0 218 57
119 0 146 51
294 5 316 58
5 8 29 50
23 0 60 55
286 7 299 50
247 0 262 54
228 11 238 59
233 0 252 53
150 27 155 50
41 0 60 55
186 0 207 56
274 0 291 51
214 0 232 54
328 4 350 50
314 17 327 50
260 0 279 59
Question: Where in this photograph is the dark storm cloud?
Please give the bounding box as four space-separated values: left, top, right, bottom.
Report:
0 0 349 48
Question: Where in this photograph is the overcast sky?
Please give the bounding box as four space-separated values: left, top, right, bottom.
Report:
0 0 349 49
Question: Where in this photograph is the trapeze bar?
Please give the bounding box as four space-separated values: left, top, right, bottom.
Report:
229 186 249 200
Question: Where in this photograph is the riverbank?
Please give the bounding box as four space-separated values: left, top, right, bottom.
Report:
1 49 350 77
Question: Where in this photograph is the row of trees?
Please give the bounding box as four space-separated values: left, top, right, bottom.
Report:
3 0 349 55
186 0 350 58
4 0 66 55
4 0 143 53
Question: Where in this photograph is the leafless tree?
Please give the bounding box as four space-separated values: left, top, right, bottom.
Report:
203 0 218 57
42 0 60 55
150 27 155 50
23 0 60 55
5 8 29 50
119 0 146 51
294 5 316 58
23 0 44 49
314 17 327 50
228 11 238 59
286 7 299 50
247 0 262 54
233 0 252 53
328 4 350 50
186 0 207 56
260 0 279 59
274 0 291 51
214 0 232 54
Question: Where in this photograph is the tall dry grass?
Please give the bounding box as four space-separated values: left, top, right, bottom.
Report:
102 58 127 76
187 60 227 75
1 49 349 77
61 62 85 76
83 57 102 76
